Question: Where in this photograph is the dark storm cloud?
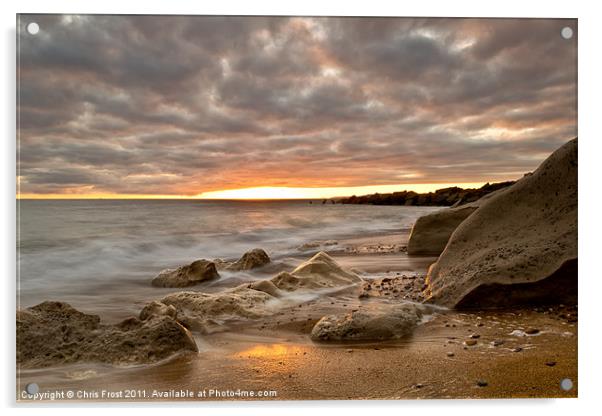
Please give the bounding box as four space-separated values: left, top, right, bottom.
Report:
17 15 577 195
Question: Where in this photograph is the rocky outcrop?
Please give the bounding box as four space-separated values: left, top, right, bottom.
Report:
156 252 362 332
152 259 219 288
424 138 577 308
311 303 424 342
407 188 506 255
17 301 198 368
338 181 515 206
160 286 275 333
283 251 362 288
227 248 271 271
139 300 177 321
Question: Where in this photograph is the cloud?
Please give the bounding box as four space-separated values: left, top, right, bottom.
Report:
17 15 577 195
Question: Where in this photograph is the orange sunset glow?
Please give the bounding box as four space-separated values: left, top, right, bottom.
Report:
17 16 576 199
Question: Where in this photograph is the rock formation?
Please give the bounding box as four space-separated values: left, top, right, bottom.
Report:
225 248 271 271
17 301 198 368
282 251 362 288
151 259 219 288
155 252 362 332
160 286 275 333
424 138 577 308
311 303 423 342
407 188 507 255
139 300 177 321
338 181 514 206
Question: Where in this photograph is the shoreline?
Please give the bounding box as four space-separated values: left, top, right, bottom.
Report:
18 304 578 401
17 230 577 401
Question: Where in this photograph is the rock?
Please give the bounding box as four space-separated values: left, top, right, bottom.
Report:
512 347 523 352
407 206 478 256
310 303 423 342
139 300 177 320
446 351 455 357
464 339 477 346
160 286 275 333
155 252 360 332
17 301 197 368
247 279 283 297
289 252 362 286
525 328 540 335
491 340 504 347
407 188 507 256
152 259 219 288
476 380 488 387
470 334 481 339
272 252 361 291
545 361 557 367
226 248 271 271
425 138 577 308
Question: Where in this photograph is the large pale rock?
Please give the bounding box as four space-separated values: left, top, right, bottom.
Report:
311 303 423 342
17 301 198 368
425 138 577 308
284 251 362 288
227 248 271 271
152 259 219 288
407 189 506 255
160 286 275 333
139 300 177 321
158 252 362 332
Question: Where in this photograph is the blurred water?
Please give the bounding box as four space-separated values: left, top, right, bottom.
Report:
17 199 437 320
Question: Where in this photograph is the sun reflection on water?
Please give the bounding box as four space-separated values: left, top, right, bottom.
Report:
237 344 300 359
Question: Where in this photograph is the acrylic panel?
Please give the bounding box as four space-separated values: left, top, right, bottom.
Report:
16 14 578 402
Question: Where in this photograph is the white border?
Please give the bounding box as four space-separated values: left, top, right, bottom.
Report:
2 0 601 414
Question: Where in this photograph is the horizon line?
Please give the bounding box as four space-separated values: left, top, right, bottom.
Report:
16 182 493 200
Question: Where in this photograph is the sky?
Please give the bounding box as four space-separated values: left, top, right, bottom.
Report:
17 15 577 199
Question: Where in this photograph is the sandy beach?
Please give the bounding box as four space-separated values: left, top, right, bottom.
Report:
17 231 577 401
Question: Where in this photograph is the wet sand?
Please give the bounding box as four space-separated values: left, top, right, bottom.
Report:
17 232 578 401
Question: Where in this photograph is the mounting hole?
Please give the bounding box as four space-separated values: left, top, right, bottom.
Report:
26 22 40 35
25 382 39 395
560 378 573 391
561 26 573 40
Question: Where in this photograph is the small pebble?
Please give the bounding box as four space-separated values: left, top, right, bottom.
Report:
464 339 477 346
470 334 481 339
491 340 504 347
512 347 523 353
414 383 423 389
525 328 540 335
446 352 455 357
346 349 354 353
545 361 557 367
476 380 488 387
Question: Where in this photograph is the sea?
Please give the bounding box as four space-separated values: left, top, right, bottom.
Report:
17 199 438 321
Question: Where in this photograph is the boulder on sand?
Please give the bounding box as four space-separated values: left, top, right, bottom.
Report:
265 251 362 292
160 286 275 333
407 189 507 256
17 301 197 368
156 252 362 332
311 303 424 342
152 259 219 288
424 138 578 308
227 248 271 271
280 251 362 289
139 300 177 321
